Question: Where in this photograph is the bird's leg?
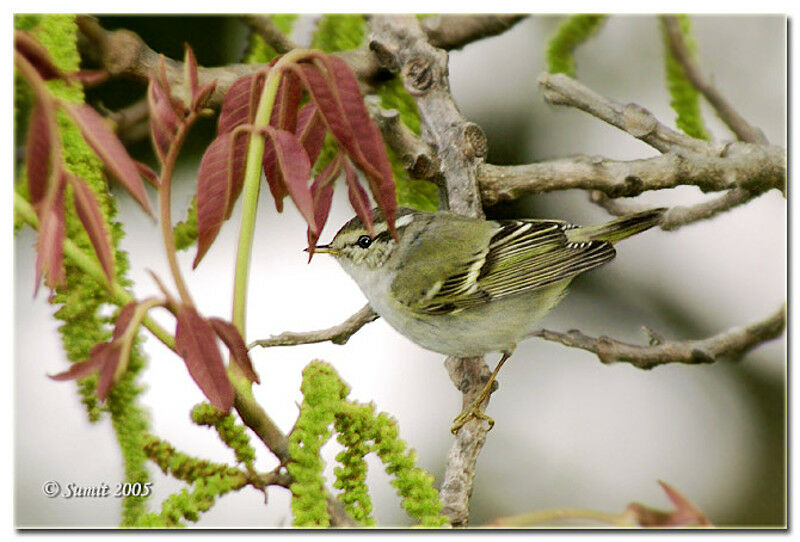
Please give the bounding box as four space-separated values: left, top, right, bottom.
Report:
450 350 512 434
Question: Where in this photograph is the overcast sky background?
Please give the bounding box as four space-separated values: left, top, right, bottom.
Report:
15 15 786 528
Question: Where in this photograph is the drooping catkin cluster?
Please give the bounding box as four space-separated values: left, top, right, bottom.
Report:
289 361 448 527
546 14 608 77
14 14 152 526
660 15 711 140
191 403 257 470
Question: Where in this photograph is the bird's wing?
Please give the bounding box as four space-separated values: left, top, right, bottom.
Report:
395 218 616 315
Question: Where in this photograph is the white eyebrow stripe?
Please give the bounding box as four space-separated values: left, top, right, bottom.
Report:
395 214 415 228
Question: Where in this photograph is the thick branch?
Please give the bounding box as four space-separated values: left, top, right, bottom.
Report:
420 15 526 50
477 143 785 206
248 304 378 349
240 15 299 55
533 305 785 370
661 15 768 145
369 15 494 528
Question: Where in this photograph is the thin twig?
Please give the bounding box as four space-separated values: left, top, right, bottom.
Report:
420 15 526 50
532 305 785 370
240 15 299 55
248 304 378 349
661 15 768 144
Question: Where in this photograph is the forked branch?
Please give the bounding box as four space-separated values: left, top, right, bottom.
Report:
248 304 378 349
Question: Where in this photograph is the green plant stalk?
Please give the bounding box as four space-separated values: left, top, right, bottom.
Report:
15 192 175 350
231 49 312 335
16 192 289 461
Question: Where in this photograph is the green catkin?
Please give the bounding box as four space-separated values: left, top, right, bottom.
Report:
661 15 710 140
15 14 152 526
289 361 448 527
191 403 257 470
546 14 609 77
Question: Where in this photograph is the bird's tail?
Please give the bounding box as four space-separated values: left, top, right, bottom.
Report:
567 208 667 244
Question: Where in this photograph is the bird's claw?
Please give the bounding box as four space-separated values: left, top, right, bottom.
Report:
450 404 495 435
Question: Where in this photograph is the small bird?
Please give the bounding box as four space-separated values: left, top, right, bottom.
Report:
313 207 666 433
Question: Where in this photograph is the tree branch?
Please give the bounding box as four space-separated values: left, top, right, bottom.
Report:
533 305 785 370
240 15 299 55
420 15 527 50
477 143 785 206
661 15 768 145
369 15 496 528
248 304 378 349
534 71 785 228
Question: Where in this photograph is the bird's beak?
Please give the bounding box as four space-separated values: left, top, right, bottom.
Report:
304 244 338 255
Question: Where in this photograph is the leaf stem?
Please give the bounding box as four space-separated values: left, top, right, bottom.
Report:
158 112 199 308
230 49 311 335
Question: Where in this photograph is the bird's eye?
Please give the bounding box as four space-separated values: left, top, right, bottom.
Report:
356 235 372 249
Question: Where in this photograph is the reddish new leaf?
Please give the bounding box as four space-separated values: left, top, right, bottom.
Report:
317 54 397 236
67 173 115 284
306 156 341 257
72 69 110 87
218 71 266 135
34 173 66 293
270 70 302 132
191 80 217 113
62 103 153 215
135 161 160 188
96 342 124 401
148 75 182 163
26 100 57 206
262 136 287 212
175 305 234 411
194 129 250 268
208 318 260 384
625 481 711 528
48 342 108 382
262 127 315 232
183 44 200 103
343 157 374 236
296 104 327 165
112 302 140 340
14 31 67 81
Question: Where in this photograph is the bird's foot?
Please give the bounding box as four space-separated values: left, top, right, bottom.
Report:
450 399 495 435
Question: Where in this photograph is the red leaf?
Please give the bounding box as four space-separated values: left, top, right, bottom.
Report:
291 57 396 236
296 104 327 165
191 80 217 112
194 129 250 268
175 305 234 412
262 127 315 232
319 55 397 237
306 155 341 257
67 174 115 284
48 342 108 382
14 31 67 81
62 103 153 215
183 44 200 103
270 70 302 132
218 71 266 136
148 75 182 163
208 318 260 385
35 173 66 292
135 161 160 188
112 302 139 341
26 100 57 206
343 157 374 236
625 481 712 528
96 342 124 401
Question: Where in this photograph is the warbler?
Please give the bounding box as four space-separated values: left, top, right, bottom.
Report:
313 207 665 433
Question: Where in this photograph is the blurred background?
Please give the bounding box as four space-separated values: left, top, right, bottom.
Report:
15 15 786 527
